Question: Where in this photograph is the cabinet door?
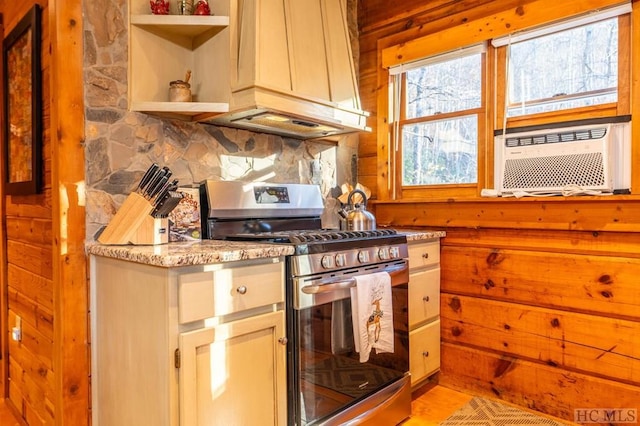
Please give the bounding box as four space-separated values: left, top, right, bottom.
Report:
408 268 441 327
409 319 441 386
179 311 287 426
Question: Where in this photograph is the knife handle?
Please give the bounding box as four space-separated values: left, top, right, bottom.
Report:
138 163 159 192
149 176 169 201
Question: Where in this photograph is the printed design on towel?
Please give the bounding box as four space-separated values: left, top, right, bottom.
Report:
366 298 384 342
351 272 394 363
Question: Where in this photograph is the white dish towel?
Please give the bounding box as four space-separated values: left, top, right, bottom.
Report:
350 272 394 363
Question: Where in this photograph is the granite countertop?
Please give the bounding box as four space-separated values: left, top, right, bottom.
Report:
87 239 295 268
87 229 445 268
397 229 446 241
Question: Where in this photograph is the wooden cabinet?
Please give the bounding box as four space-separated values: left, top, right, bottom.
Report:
128 0 230 119
179 311 286 425
408 239 441 387
90 255 287 426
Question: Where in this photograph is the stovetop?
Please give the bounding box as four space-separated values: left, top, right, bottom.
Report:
223 228 407 259
225 228 398 244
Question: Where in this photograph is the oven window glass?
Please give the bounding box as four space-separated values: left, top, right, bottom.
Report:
295 290 408 424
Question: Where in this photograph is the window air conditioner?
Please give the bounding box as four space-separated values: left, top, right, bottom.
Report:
494 121 631 196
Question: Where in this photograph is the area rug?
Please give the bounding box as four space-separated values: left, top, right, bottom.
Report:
440 397 568 425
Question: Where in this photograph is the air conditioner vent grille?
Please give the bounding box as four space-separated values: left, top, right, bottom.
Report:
503 152 605 190
505 127 607 148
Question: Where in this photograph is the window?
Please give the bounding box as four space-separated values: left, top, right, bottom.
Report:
382 1 630 201
504 18 619 117
390 46 485 196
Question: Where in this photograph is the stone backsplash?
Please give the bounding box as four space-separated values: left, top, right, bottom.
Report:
83 0 360 240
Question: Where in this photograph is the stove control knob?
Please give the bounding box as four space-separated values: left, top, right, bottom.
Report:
389 247 400 259
357 251 370 263
335 253 347 267
321 255 335 269
378 247 390 261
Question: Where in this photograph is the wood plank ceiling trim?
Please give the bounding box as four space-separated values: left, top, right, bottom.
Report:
380 0 626 69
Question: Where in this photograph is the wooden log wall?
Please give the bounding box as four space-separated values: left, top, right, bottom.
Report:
373 198 640 421
0 0 88 425
358 0 640 423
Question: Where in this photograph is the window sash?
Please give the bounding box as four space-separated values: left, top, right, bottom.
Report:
491 2 630 47
392 51 486 192
507 88 617 114
388 43 486 76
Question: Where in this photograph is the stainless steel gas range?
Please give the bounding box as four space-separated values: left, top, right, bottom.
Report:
200 181 411 426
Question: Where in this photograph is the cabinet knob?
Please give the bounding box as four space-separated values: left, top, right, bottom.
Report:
236 286 248 295
422 351 429 358
422 253 429 259
423 296 430 302
278 337 288 345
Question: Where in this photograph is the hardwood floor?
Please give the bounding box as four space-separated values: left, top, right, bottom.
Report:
0 384 563 425
404 383 474 425
0 387 467 426
0 386 473 426
405 383 573 425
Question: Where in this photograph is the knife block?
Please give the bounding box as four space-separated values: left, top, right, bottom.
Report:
98 192 157 245
130 216 169 245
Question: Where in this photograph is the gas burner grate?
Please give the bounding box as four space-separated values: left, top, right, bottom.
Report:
289 229 397 243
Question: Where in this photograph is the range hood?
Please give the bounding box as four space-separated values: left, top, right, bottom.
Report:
204 0 369 140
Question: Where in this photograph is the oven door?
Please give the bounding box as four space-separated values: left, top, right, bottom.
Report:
291 259 410 425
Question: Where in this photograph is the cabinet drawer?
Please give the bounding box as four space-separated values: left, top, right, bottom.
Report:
409 319 441 386
409 268 440 327
408 241 440 271
178 261 284 323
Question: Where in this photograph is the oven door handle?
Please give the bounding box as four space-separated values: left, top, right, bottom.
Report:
301 277 356 294
301 263 407 294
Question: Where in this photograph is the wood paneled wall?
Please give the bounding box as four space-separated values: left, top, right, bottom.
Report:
359 0 640 422
1 0 88 425
2 3 56 423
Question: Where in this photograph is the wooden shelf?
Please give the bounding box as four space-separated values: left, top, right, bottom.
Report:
129 0 231 120
131 101 229 117
130 14 229 38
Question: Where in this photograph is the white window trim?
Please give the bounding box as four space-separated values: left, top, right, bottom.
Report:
491 2 631 47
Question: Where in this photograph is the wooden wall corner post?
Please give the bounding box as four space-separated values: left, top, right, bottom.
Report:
631 4 640 195
49 0 89 425
0 13 6 401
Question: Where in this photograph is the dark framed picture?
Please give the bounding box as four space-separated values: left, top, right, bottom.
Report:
3 5 42 195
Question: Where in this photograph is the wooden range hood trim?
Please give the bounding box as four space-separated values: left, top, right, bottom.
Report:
226 0 368 138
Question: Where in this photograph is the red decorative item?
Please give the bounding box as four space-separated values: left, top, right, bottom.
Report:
193 0 211 15
150 0 170 14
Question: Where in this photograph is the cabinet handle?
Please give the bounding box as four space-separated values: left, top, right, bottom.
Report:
423 296 430 302
237 286 248 295
422 253 429 259
278 337 288 345
422 351 429 358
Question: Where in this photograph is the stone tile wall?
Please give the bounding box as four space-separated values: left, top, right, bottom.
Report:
83 0 360 240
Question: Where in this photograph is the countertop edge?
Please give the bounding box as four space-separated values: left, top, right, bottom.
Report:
87 240 294 267
397 230 447 241
86 229 445 267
